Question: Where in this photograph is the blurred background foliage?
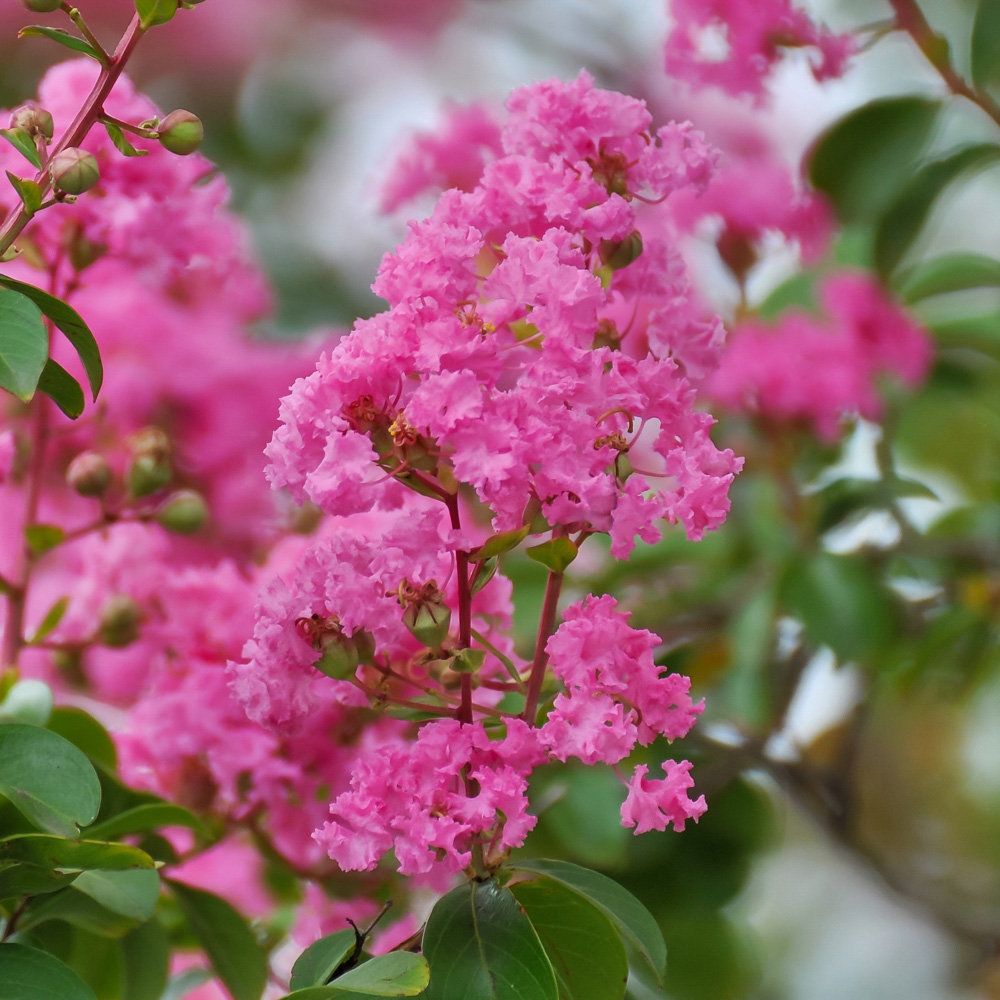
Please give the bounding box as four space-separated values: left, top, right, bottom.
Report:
4 0 1000 996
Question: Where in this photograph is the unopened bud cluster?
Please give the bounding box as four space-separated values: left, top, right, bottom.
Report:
49 147 100 195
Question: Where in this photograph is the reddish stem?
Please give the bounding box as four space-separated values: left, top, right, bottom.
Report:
521 569 563 724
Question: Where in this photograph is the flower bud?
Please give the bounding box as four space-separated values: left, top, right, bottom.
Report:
598 230 643 271
314 628 375 680
66 451 112 498
402 598 451 650
18 0 62 11
0 678 53 726
126 454 171 498
9 103 53 140
154 489 208 534
157 110 203 156
49 147 100 195
98 595 142 648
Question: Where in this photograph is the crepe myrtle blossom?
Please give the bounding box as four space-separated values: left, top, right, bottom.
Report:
664 0 855 101
245 72 731 878
708 272 932 440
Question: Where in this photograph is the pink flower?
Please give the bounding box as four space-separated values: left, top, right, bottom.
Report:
621 761 707 833
665 0 855 101
0 431 14 484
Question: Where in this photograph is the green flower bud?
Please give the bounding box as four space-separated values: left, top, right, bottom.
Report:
9 103 53 140
98 595 142 648
66 451 112 498
18 0 62 11
157 110 204 156
598 230 643 271
402 598 451 650
155 489 208 534
49 147 100 195
0 678 53 726
313 628 375 679
126 454 171 498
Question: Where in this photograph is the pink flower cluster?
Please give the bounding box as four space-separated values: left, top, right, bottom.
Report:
708 272 933 440
664 0 855 100
269 71 740 555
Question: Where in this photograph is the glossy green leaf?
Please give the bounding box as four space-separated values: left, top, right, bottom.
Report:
780 553 896 662
894 252 1000 302
290 929 356 990
972 0 1000 90
329 953 429 996
874 143 1000 277
507 859 666 984
37 358 86 418
0 286 47 402
468 525 531 561
0 724 101 836
47 707 117 770
5 172 42 216
510 877 629 1000
18 25 101 60
28 595 70 645
25 523 65 556
525 537 578 573
121 920 170 1000
0 942 98 1000
808 97 940 222
0 834 156 871
168 880 268 1000
0 275 103 400
135 0 178 28
103 122 148 158
0 129 41 170
421 879 557 1000
84 802 200 841
73 867 160 921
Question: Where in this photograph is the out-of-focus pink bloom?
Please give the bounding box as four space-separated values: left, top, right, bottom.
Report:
381 102 503 212
0 431 14 484
621 761 707 833
707 272 933 440
670 157 833 267
664 0 855 101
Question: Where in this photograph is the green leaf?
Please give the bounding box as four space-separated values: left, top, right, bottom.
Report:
468 525 531 562
84 803 201 841
18 25 101 60
103 122 148 158
420 880 557 1000
0 275 103 400
0 834 156 871
507 859 666 984
0 942 98 1000
972 0 1000 91
0 861 80 897
47 707 117 770
894 252 1000 302
525 538 578 574
19 884 143 937
779 553 896 661
0 129 41 170
25 523 65 556
168 880 268 1000
37 358 86 418
874 143 1000 277
470 629 524 690
0 724 101 836
808 97 940 222
0 286 47 402
5 172 42 218
329 953 429 996
28 595 70 645
290 929 356 990
73 868 160 921
510 877 629 1000
121 920 170 1000
134 0 178 28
